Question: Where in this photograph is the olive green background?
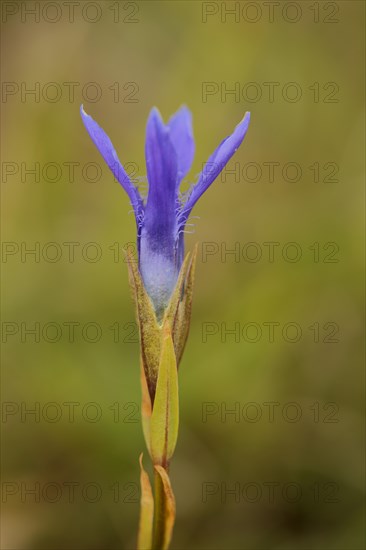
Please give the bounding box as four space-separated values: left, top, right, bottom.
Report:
1 1 365 549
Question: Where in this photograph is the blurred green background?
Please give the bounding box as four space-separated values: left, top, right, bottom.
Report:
1 1 364 549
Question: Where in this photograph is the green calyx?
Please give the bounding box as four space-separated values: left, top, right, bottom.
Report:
125 244 198 405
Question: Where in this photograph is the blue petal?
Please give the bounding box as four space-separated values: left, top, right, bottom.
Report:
140 108 180 314
167 106 195 185
179 112 250 225
144 107 178 234
80 105 143 221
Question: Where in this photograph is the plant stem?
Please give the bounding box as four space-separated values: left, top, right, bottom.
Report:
152 467 166 550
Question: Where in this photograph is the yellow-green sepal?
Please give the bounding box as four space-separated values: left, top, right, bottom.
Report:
125 245 198 407
140 360 152 456
125 247 161 401
168 244 198 366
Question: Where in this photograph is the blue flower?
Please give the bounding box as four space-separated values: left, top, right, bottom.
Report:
80 105 250 315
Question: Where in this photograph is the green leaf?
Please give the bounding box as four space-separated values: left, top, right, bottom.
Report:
153 466 176 550
137 454 154 550
150 324 179 465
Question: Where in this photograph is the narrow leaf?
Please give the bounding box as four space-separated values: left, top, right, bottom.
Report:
154 466 176 550
150 324 179 465
137 454 154 550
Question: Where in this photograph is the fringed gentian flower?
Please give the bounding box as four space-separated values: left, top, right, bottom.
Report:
80 105 250 317
80 105 250 550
